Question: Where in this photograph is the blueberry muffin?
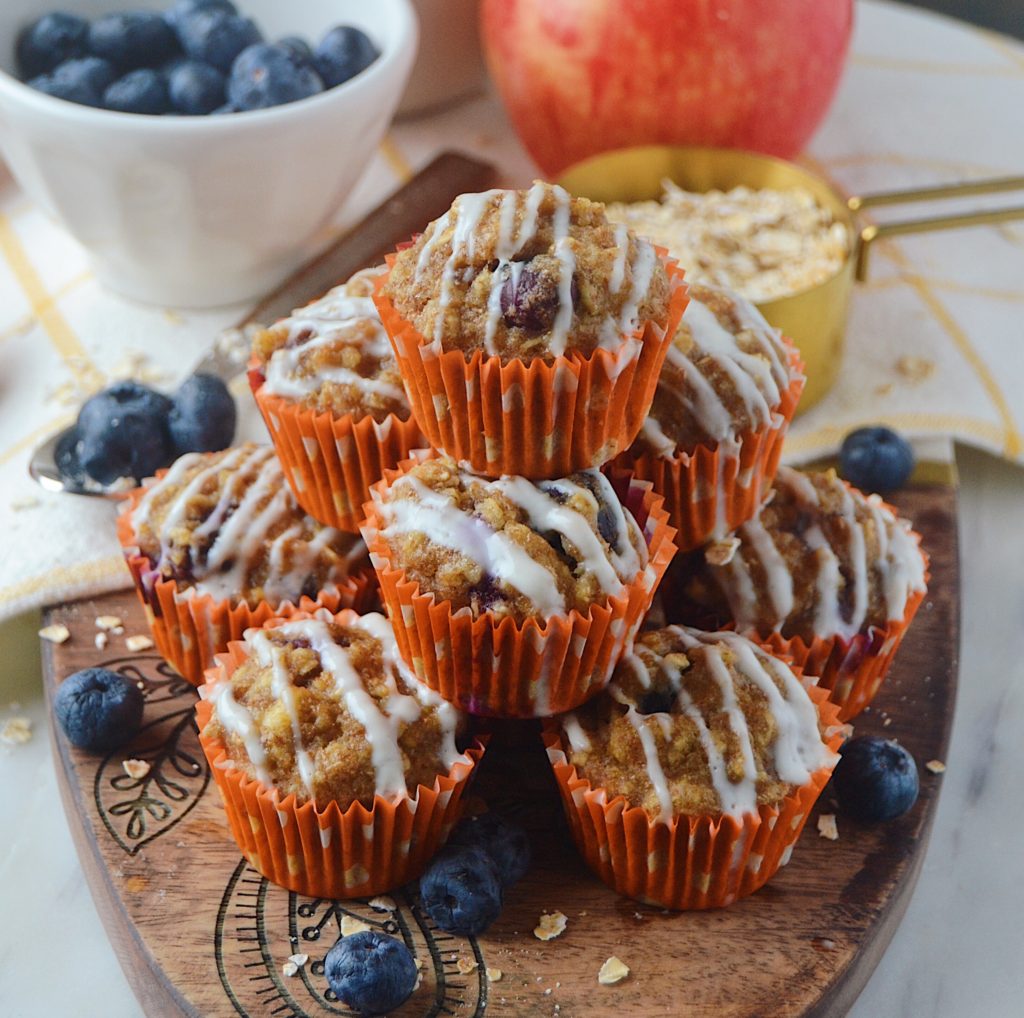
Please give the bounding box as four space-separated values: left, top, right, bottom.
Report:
559 626 837 820
252 266 410 422
368 456 650 623
202 613 465 807
130 443 369 607
632 283 798 457
381 181 671 361
683 467 927 643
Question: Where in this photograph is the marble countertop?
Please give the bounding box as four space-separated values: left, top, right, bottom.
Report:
0 444 1021 1016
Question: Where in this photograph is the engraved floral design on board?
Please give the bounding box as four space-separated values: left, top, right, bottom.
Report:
214 860 487 1017
93 656 209 855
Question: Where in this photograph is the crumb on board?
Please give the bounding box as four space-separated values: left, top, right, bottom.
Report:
534 912 568 941
95 632 109 651
817 814 839 841
926 759 946 774
126 635 155 653
10 495 40 511
456 957 478 975
122 759 151 780
486 968 502 983
282 961 299 978
368 895 396 912
95 615 123 631
39 623 70 644
598 956 630 986
341 915 370 937
1 717 32 746
896 355 936 383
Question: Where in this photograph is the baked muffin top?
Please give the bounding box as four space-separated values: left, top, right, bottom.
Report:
130 444 369 607
381 181 671 362
369 456 650 623
252 266 410 422
685 467 927 642
634 283 797 456
203 613 465 807
560 626 837 820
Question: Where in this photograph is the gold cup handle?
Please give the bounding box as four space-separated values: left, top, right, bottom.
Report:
848 175 1024 281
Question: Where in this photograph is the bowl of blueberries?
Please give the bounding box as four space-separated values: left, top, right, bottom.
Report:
0 0 417 308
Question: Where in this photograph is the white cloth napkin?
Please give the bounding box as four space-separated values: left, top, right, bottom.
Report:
0 0 1021 621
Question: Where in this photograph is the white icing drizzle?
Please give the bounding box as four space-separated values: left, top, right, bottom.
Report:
716 468 925 640
608 224 630 295
643 285 792 455
377 466 647 617
212 614 462 802
134 445 358 603
548 185 576 357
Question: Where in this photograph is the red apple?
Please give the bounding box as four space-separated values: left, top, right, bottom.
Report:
481 0 853 175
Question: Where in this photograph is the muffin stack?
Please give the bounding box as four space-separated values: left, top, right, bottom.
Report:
115 179 928 911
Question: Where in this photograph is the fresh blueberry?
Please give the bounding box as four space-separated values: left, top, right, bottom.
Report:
104 69 172 114
277 36 314 65
76 380 174 484
168 374 236 453
164 0 237 28
324 930 418 1016
420 846 503 936
54 668 145 752
832 736 920 823
30 57 116 108
447 812 531 887
228 43 324 111
167 60 226 114
17 12 89 80
839 426 915 494
88 12 180 71
175 10 262 73
55 426 89 487
314 25 379 89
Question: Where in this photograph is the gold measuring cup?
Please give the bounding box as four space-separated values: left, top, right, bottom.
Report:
557 146 1024 411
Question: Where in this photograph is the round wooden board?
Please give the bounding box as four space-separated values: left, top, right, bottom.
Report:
41 481 957 1018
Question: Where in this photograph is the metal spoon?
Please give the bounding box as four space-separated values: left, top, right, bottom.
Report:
26 151 496 499
28 328 254 498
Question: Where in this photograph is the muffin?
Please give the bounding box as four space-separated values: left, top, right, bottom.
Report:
361 454 677 717
249 266 426 531
613 283 804 551
197 609 483 898
679 466 928 719
117 443 375 685
373 181 689 477
545 626 843 909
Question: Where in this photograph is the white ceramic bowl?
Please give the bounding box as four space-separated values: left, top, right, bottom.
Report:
0 0 417 307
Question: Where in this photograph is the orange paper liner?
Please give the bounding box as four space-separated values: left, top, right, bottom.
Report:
361 463 677 718
747 537 930 723
543 682 844 910
249 363 427 532
372 246 689 479
116 486 377 686
611 340 805 552
197 635 485 899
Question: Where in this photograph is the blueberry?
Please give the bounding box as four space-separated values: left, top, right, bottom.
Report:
324 930 418 1016
88 12 180 71
500 263 576 332
447 812 531 887
30 56 118 109
17 13 89 80
104 69 172 115
839 426 915 494
175 10 262 73
277 36 314 66
164 0 237 28
55 426 88 487
167 60 225 114
832 736 920 823
314 25 379 89
54 668 145 752
168 374 236 453
227 43 324 111
419 846 503 936
76 380 174 484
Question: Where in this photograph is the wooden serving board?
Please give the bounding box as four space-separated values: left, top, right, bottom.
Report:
40 480 958 1018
